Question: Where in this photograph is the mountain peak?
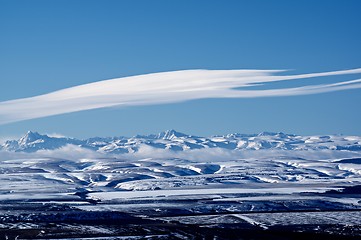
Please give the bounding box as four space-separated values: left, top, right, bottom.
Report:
26 130 40 136
257 131 278 137
157 129 188 139
19 131 44 143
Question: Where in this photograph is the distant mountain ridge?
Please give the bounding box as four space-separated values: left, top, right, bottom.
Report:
1 130 361 153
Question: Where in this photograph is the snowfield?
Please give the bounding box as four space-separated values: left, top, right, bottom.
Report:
0 130 361 238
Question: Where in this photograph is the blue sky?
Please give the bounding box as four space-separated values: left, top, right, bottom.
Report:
1 0 361 138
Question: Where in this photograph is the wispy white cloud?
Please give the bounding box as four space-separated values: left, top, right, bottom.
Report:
0 144 105 160
1 68 361 125
46 132 68 138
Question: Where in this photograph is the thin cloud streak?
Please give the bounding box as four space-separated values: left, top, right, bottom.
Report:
1 68 361 125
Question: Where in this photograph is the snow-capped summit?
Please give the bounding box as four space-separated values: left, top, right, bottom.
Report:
0 130 360 154
18 131 46 145
2 131 83 152
156 129 188 140
257 131 278 137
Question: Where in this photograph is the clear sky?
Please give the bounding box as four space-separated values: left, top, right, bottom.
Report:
1 0 361 139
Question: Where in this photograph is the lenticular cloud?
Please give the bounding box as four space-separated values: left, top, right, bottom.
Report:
1 68 361 125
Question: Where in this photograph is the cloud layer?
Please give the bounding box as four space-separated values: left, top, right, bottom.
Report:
1 68 361 125
1 144 360 162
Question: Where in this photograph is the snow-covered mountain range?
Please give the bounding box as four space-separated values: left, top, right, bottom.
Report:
1 130 361 239
1 130 360 153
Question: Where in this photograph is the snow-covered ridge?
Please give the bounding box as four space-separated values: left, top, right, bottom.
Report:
1 130 360 153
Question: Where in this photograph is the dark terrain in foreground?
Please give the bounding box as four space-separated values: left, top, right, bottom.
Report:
1 186 361 240
2 220 361 240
